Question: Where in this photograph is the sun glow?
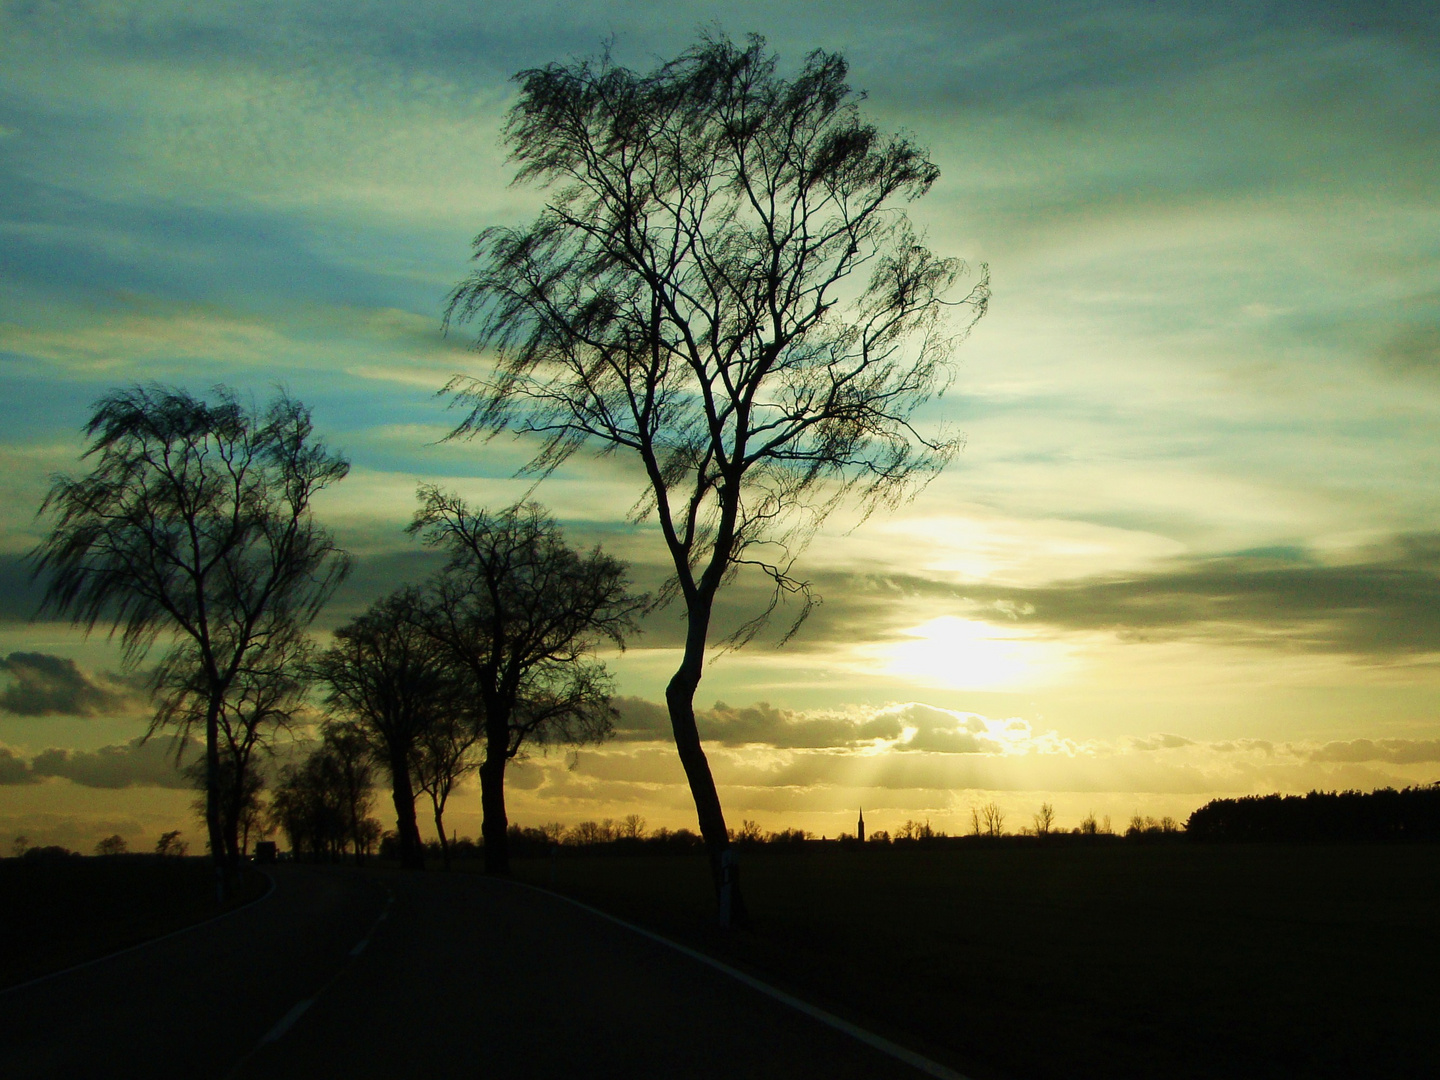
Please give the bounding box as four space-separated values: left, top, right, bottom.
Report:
878 616 1074 691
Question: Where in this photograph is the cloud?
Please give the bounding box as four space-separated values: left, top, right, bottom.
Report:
565 723 1440 806
614 696 1074 755
0 556 46 624
881 703 1027 754
0 652 142 717
612 696 1039 752
981 534 1440 656
614 696 898 748
488 700 1440 834
1132 733 1195 751
0 744 37 785
582 696 1440 808
1378 324 1440 379
790 532 1440 660
611 696 673 741
29 735 196 789
700 700 904 749
1309 739 1440 764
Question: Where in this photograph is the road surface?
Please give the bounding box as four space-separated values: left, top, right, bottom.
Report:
0 865 969 1079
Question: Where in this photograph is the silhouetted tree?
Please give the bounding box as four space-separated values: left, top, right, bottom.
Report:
899 819 938 841
95 834 128 856
1033 802 1055 837
324 720 379 864
1125 814 1180 839
313 588 465 870
568 820 611 845
22 845 77 861
187 755 266 858
270 728 380 862
979 806 1002 840
155 830 188 857
237 787 274 856
160 625 310 862
411 490 641 874
734 819 763 845
1186 785 1440 842
444 34 987 915
412 703 481 870
31 385 350 889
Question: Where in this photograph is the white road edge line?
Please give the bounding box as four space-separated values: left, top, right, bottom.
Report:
505 879 974 1080
260 999 314 1044
1 869 278 998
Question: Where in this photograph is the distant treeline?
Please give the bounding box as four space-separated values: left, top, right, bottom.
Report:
378 818 1128 861
1185 784 1440 842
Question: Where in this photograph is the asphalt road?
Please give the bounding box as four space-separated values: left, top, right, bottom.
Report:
0 865 963 1079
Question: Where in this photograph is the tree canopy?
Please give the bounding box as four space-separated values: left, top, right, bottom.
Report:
313 586 466 871
411 488 641 873
445 34 985 912
31 384 350 876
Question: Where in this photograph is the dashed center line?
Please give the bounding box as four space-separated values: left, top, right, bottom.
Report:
260 999 313 1045
222 884 395 1079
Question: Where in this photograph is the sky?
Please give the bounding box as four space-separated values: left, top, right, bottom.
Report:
3 0 1440 852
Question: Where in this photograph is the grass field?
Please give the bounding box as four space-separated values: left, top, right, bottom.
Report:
508 843 1439 1080
0 857 268 990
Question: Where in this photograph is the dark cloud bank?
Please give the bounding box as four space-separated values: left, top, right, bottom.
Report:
1 735 195 788
792 532 1440 660
612 697 1440 767
613 696 906 749
0 651 140 717
984 533 1440 656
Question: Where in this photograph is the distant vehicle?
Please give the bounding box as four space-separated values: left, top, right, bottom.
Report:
253 841 278 864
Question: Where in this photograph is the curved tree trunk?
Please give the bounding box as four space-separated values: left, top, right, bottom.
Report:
665 601 747 927
388 751 426 870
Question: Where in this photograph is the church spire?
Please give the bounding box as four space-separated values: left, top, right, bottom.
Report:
857 806 865 843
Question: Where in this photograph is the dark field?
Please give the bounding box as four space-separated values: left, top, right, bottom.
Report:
509 843 1440 1080
0 857 268 990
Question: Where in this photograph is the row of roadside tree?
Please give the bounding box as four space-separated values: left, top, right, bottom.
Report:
31 385 642 892
30 33 994 924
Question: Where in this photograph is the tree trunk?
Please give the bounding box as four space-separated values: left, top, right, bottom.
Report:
665 602 747 927
349 786 366 865
204 699 226 902
388 751 426 870
433 802 451 870
479 715 510 875
222 758 244 868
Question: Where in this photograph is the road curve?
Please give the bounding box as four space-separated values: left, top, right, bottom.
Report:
1 865 965 1079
